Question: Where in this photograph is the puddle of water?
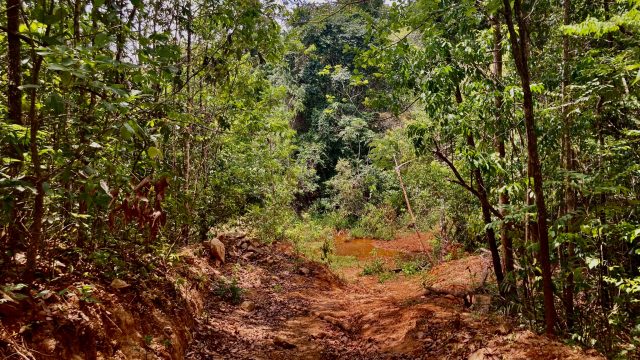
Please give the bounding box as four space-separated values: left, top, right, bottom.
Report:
334 233 399 260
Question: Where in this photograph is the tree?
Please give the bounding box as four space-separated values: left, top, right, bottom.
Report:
500 0 557 335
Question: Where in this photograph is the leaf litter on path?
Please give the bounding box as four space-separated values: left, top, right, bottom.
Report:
186 238 604 360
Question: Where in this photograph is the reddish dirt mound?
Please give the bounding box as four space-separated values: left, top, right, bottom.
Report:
0 245 216 359
425 252 492 293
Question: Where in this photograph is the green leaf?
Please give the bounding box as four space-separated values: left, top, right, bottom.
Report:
147 146 162 159
47 63 70 72
586 257 600 269
45 93 64 115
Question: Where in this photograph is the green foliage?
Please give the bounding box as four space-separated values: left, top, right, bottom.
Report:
76 284 99 303
361 250 386 276
396 257 430 276
1 0 639 356
213 277 244 305
0 0 296 283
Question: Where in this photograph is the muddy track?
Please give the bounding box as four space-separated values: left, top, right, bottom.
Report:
185 239 602 360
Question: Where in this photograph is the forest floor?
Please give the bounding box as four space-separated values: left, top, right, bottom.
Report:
185 232 604 360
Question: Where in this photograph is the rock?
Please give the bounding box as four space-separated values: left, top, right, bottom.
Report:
40 338 57 352
206 238 226 263
13 252 26 265
240 301 255 312
110 278 130 289
299 267 310 276
230 231 247 240
273 335 296 349
213 231 246 248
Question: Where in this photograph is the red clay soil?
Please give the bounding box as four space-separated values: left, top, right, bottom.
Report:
186 240 604 360
1 234 604 359
0 246 214 359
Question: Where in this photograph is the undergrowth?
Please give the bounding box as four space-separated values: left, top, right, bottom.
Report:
213 277 244 305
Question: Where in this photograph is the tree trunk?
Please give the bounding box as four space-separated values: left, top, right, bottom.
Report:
5 0 24 259
560 0 575 331
25 56 44 282
393 155 427 253
501 0 557 335
6 0 21 126
491 15 515 278
467 135 504 286
453 85 505 287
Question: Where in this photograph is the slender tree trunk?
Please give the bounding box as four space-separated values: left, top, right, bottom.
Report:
6 0 21 126
25 56 44 282
181 0 193 244
75 0 90 248
453 85 505 286
502 0 557 335
560 0 576 331
491 15 515 279
467 135 505 286
393 155 426 253
5 0 24 258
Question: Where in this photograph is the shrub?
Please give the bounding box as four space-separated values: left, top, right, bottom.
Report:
213 277 244 305
361 251 386 275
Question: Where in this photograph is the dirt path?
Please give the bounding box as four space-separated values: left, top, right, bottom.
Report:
185 235 603 360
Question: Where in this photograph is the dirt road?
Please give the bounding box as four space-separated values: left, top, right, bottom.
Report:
185 235 602 359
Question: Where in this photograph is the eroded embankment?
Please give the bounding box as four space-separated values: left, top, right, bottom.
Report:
0 244 217 359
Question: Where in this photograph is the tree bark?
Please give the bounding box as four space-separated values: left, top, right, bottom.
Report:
491 15 515 278
450 85 504 287
25 56 44 282
5 0 24 259
6 0 21 126
467 135 504 286
560 0 575 331
393 155 427 253
501 0 557 335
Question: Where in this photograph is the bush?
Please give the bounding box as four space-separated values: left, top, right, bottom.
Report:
396 257 430 275
213 277 244 305
361 251 386 275
352 203 397 240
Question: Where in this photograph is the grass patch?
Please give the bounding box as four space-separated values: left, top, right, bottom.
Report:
377 271 395 283
284 216 359 271
361 250 386 276
396 256 431 276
